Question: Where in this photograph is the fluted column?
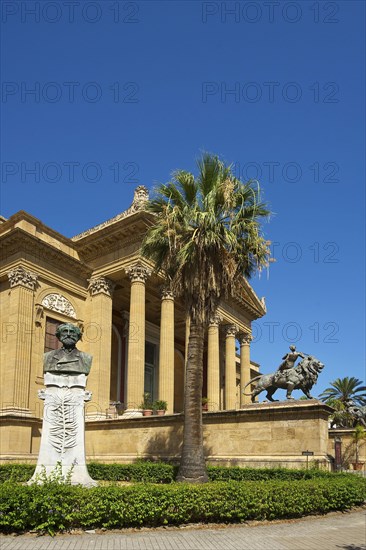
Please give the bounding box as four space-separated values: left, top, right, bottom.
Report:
125 263 151 413
240 333 252 406
86 276 115 417
207 314 221 411
2 267 38 414
225 324 237 410
159 287 174 414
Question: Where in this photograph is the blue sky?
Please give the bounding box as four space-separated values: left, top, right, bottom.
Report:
1 0 365 398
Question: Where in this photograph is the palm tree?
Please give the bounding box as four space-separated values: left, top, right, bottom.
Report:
319 377 366 407
141 153 271 482
325 398 353 428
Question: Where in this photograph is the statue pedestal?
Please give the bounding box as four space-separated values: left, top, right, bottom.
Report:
29 373 96 487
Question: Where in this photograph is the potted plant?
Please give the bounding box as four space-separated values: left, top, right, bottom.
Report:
202 397 209 412
351 424 365 470
139 393 153 416
153 400 168 416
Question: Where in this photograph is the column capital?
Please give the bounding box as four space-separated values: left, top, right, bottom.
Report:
239 333 253 346
7 266 38 290
88 276 115 297
126 263 151 283
208 313 222 327
160 286 174 300
225 324 238 337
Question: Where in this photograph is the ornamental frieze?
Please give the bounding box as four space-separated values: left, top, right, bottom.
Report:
41 294 77 318
7 266 38 290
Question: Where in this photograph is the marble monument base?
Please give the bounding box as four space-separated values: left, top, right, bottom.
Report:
28 373 96 487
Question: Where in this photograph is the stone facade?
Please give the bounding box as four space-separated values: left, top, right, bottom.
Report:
1 187 267 461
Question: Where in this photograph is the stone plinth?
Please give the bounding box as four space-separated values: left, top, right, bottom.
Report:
84 400 333 468
28 373 96 486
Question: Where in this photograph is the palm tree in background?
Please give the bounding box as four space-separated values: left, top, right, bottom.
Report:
141 153 271 482
325 398 353 428
319 377 366 407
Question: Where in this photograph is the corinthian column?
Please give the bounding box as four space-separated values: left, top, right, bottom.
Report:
2 267 38 414
86 276 115 417
207 314 221 411
240 333 252 406
125 263 151 415
224 324 237 410
159 287 174 414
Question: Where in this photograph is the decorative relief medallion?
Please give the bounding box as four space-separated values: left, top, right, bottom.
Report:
126 263 151 283
88 277 115 297
42 294 76 318
7 266 38 290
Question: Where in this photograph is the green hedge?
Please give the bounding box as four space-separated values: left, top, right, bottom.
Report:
88 461 178 483
0 462 337 484
207 465 334 481
1 476 365 534
0 464 35 483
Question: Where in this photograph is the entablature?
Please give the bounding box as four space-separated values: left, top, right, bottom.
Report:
73 212 155 264
0 211 79 260
0 229 91 282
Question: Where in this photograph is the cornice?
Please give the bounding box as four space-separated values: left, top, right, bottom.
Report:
0 210 75 248
0 229 92 281
239 278 266 317
72 186 152 241
75 228 146 263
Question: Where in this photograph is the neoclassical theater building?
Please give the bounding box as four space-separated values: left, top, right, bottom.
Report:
0 187 337 468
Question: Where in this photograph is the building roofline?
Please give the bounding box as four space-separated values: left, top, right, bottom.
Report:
0 210 76 248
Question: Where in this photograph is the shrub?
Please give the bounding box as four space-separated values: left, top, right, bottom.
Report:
88 462 177 483
0 476 365 534
0 462 343 485
0 464 35 483
206 466 334 481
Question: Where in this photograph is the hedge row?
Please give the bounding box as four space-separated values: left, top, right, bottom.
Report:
1 476 365 534
0 462 336 484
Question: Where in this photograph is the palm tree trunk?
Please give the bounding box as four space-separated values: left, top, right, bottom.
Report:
176 318 208 483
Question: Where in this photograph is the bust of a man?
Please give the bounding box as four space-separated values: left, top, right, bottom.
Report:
43 323 92 375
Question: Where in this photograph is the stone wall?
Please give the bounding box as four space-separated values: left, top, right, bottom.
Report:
1 400 334 469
